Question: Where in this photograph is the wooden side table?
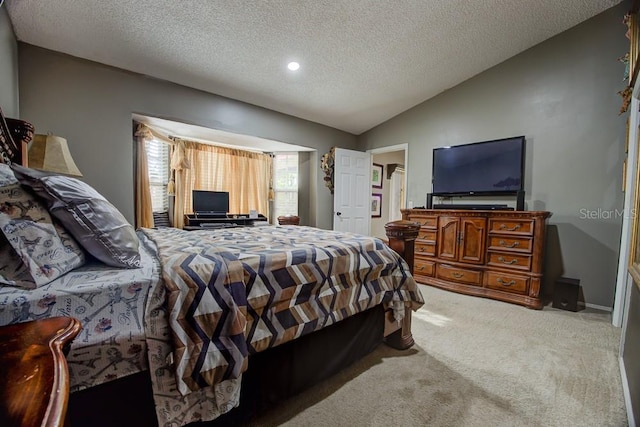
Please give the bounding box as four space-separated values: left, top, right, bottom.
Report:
0 317 82 427
277 215 300 225
383 220 420 350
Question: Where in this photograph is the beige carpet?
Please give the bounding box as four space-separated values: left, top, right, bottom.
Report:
245 285 628 427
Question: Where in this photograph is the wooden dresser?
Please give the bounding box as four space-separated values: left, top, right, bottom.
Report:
402 209 551 309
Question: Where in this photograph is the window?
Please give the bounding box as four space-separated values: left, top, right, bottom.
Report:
146 138 170 212
182 143 271 216
144 139 298 222
273 153 298 220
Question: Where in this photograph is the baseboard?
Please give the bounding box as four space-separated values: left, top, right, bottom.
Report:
619 356 636 427
584 302 612 312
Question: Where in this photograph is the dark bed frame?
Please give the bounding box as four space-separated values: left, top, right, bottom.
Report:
0 108 421 426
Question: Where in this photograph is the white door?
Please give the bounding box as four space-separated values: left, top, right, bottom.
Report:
333 148 371 234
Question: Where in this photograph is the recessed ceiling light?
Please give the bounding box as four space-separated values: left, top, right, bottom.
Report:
287 62 300 71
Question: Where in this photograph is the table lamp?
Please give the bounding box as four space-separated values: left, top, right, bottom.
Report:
28 134 83 177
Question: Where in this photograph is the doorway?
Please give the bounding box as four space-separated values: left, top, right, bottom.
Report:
368 144 408 240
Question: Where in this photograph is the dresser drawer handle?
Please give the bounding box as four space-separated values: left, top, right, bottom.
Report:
417 266 425 271
422 220 430 225
418 247 425 252
499 224 521 231
497 256 518 265
499 240 519 248
496 278 516 286
452 272 464 278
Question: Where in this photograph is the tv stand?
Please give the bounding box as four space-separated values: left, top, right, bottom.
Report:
433 204 512 210
194 212 228 219
184 213 267 230
430 190 525 211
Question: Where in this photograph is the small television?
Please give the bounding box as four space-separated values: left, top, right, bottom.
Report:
192 190 229 214
431 136 525 196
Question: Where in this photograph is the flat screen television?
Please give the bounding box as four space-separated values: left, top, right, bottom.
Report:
192 190 229 214
431 136 525 196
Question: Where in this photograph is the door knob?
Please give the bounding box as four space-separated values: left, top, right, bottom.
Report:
336 212 342 216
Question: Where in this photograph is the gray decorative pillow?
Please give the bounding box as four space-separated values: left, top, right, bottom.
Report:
0 181 86 288
11 165 141 269
0 163 17 186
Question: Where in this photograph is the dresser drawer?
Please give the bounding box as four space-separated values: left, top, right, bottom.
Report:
487 252 532 271
436 264 482 286
488 218 534 236
417 230 437 242
409 215 437 228
487 235 533 253
415 241 436 257
414 258 435 277
485 271 530 294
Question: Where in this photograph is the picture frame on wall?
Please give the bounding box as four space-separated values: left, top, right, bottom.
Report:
371 193 382 218
371 163 383 189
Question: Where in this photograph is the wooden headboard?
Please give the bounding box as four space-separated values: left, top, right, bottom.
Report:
0 107 32 166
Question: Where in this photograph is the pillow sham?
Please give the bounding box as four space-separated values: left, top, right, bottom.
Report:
0 180 86 288
11 165 141 269
0 163 17 186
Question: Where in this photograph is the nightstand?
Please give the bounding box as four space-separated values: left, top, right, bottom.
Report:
0 317 82 427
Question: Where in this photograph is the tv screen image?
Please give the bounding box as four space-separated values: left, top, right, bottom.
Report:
192 190 230 214
432 136 524 196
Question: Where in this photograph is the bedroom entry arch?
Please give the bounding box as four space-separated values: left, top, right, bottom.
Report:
368 143 409 239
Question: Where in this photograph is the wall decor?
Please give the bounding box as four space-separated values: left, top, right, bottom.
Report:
371 193 382 218
625 8 640 86
372 163 383 189
320 147 335 194
620 6 640 114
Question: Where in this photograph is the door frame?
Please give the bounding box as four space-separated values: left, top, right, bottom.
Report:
615 91 640 328
616 84 639 427
367 143 409 215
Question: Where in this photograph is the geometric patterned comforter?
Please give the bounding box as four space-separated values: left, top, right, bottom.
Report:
141 225 424 426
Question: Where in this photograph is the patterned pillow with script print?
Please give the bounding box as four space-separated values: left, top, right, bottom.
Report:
0 178 85 288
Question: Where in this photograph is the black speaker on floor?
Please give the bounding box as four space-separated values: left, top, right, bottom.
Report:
516 190 525 211
426 193 433 209
552 277 580 312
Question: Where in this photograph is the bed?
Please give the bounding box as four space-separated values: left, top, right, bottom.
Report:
0 114 424 426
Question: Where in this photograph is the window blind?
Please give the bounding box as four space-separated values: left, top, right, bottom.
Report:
273 153 298 219
146 138 170 212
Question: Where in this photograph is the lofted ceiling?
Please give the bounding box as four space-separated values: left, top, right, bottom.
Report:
6 0 624 135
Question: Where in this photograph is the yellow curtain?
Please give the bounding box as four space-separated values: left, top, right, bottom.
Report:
134 123 154 228
171 140 190 229
172 139 270 227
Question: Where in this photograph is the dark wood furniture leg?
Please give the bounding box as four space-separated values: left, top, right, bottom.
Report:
383 220 420 350
0 317 82 427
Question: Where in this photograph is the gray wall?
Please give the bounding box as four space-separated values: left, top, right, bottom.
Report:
358 4 628 308
623 284 640 424
0 6 18 117
17 44 357 229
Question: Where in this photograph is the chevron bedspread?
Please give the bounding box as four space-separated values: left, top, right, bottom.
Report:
141 225 424 425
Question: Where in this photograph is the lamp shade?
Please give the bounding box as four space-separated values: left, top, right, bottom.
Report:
28 134 83 177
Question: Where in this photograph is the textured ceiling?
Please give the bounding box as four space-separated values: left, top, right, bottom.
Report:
6 0 623 134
